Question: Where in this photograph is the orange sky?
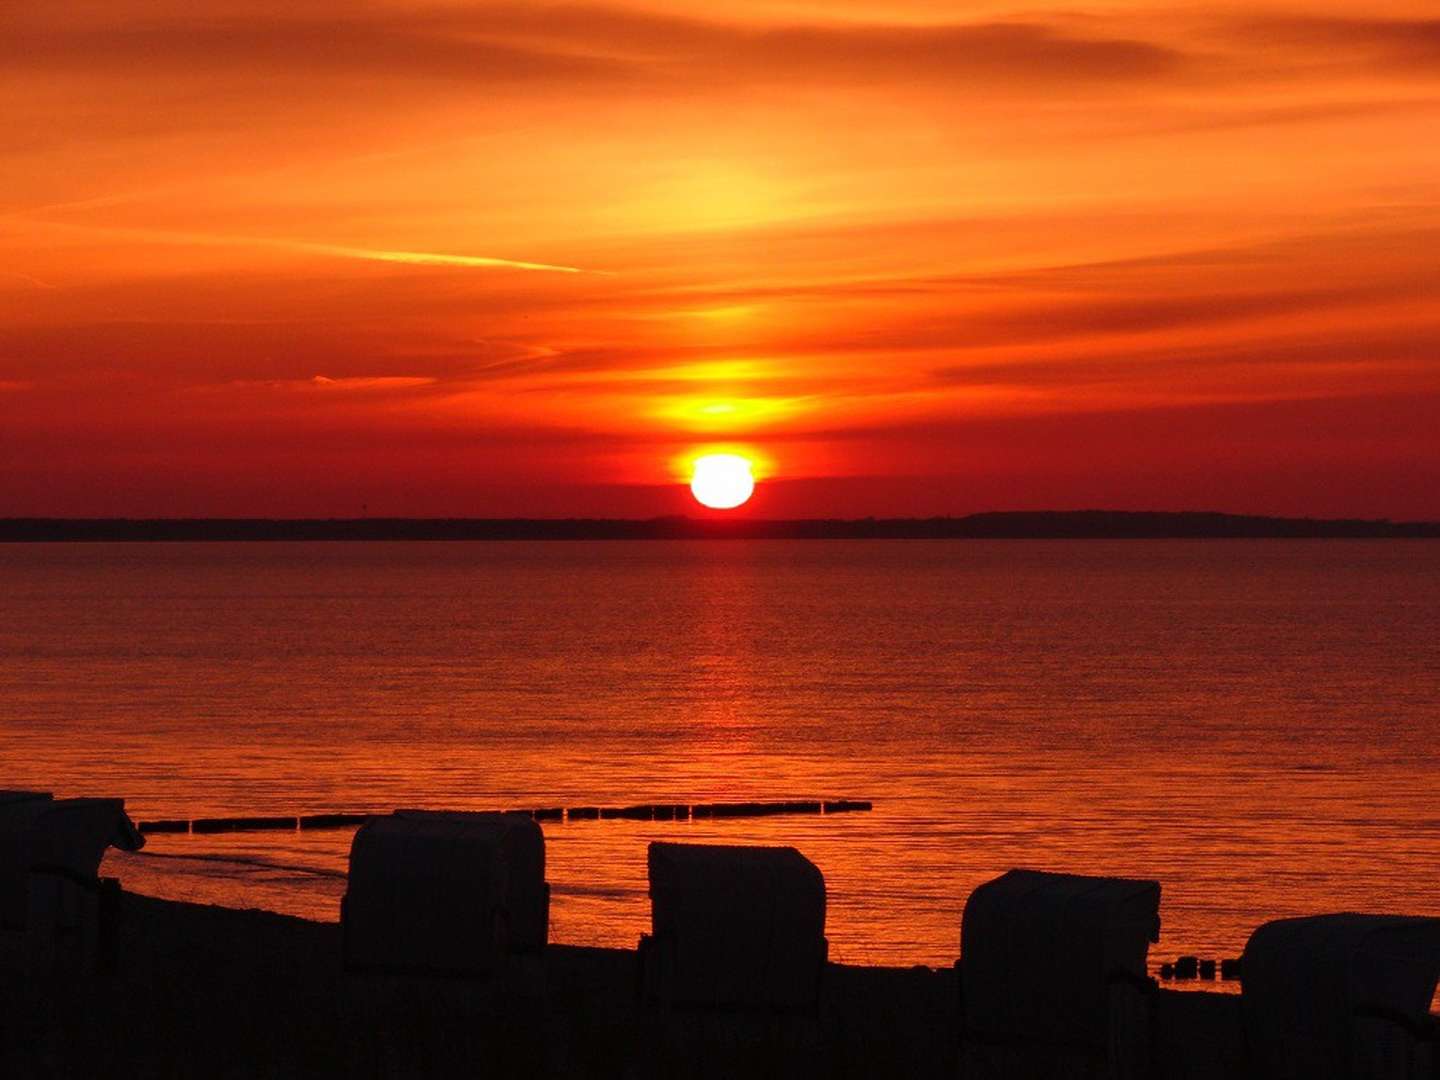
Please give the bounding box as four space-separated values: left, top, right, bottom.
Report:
3 1 1438 517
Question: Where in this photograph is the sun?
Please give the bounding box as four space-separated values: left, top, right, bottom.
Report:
689 453 755 510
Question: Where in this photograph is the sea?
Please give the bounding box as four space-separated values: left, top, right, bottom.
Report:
2 539 1437 985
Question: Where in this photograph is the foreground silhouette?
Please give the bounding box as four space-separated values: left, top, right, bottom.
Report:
3 802 1438 1077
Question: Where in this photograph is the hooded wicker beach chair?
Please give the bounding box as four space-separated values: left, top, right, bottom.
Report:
0 791 56 935
393 809 549 953
0 794 143 973
640 841 827 1012
0 792 51 807
342 810 549 976
1240 914 1440 1080
959 868 1162 1080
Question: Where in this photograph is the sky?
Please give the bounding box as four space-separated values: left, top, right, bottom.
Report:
3 1 1438 518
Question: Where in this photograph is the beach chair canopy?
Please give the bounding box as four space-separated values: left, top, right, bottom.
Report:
0 796 142 929
1241 914 1440 1079
344 811 546 975
0 793 54 929
646 841 827 1009
0 791 53 806
960 868 1161 1051
394 809 548 952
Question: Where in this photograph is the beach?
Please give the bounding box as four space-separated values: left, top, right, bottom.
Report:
1 889 1252 1079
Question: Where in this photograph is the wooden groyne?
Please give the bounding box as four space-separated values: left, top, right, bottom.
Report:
137 799 873 835
1158 955 1242 983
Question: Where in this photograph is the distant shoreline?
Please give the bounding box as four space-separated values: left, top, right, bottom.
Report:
2 510 1437 541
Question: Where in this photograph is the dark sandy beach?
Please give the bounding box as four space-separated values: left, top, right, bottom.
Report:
1 890 1245 1079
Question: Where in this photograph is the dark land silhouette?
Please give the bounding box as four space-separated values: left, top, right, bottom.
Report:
2 510 1437 542
5 796 1438 1076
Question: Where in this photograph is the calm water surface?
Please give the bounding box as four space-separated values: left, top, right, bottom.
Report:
2 540 1437 980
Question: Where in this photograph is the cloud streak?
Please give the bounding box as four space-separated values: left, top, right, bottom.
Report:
12 4 1440 103
284 239 589 275
11 218 592 274
3 6 1187 94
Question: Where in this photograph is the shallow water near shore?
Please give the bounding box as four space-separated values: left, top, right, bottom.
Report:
3 539 1438 984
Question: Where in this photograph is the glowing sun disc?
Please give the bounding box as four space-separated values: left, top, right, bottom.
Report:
690 453 755 509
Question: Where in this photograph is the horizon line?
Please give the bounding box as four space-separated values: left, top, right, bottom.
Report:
2 510 1436 541
1 509 1437 525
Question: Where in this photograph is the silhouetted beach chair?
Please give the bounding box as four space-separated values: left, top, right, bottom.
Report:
392 809 549 954
639 841 827 1012
0 791 55 936
958 868 1161 1080
341 810 549 976
0 792 52 807
1240 914 1440 1079
0 794 143 974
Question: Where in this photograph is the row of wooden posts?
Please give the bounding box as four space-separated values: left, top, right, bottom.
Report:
135 799 873 834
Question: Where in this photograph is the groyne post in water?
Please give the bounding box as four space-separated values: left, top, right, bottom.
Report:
137 799 875 835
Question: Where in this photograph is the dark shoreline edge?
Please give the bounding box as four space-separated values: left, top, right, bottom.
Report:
2 510 1437 542
0 891 1244 1078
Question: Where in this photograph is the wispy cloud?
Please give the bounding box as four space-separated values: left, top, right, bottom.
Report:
13 4 1440 106
1222 16 1440 69
12 218 592 274
306 375 437 391
282 239 589 274
3 5 1190 95
199 375 440 394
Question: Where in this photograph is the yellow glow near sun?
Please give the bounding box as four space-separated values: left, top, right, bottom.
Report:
655 394 802 430
689 453 756 510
